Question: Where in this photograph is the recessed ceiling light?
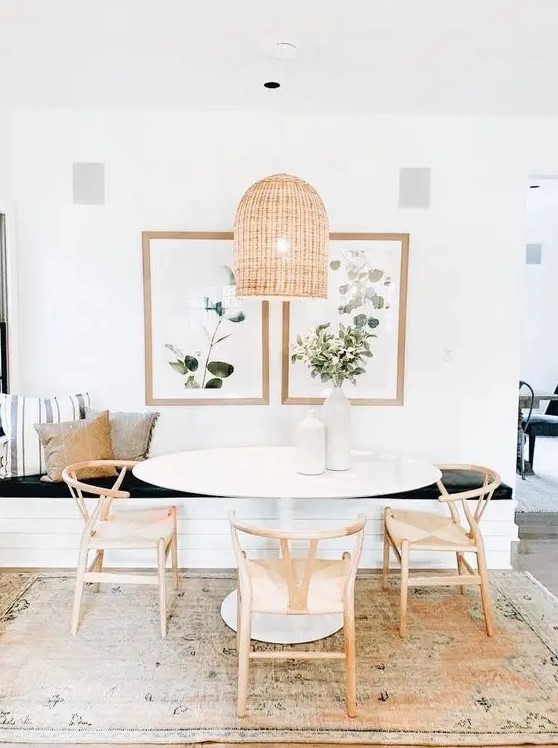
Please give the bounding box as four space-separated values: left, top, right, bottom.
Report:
264 81 281 89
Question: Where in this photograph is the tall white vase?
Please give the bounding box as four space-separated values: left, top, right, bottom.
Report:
323 385 351 471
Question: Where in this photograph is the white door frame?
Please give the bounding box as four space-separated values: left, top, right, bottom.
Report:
0 201 19 391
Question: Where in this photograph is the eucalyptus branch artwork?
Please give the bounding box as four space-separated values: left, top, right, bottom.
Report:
330 249 391 332
165 267 246 390
281 233 409 405
144 231 269 406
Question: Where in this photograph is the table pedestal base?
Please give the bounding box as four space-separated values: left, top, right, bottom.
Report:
220 590 343 644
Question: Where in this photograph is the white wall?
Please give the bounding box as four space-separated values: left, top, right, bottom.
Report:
0 109 539 568
0 110 20 389
8 109 525 486
520 181 558 393
0 110 11 205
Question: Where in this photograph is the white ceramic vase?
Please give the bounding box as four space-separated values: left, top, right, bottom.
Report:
294 409 326 475
323 385 351 471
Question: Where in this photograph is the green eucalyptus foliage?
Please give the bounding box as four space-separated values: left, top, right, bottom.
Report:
184 355 199 371
207 361 234 378
165 344 185 360
184 375 200 389
331 250 388 316
166 265 246 391
169 360 188 375
205 297 225 317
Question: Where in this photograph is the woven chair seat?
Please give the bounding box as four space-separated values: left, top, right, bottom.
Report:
90 507 175 549
246 558 346 615
385 509 475 552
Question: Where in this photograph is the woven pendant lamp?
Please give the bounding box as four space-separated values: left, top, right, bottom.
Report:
233 173 329 298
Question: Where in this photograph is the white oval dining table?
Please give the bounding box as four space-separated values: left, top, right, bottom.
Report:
134 446 441 644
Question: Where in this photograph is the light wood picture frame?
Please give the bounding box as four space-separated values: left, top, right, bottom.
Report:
143 231 269 406
282 233 409 406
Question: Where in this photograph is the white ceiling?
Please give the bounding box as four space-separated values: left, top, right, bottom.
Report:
1 0 558 114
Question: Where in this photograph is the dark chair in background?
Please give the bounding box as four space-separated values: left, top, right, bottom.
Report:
525 382 558 472
518 381 534 479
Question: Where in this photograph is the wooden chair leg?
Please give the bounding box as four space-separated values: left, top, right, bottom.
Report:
382 516 390 591
237 603 251 718
399 540 410 638
456 552 465 594
71 543 89 636
343 606 357 717
476 549 494 637
236 586 241 653
171 531 179 591
93 550 104 593
157 538 167 638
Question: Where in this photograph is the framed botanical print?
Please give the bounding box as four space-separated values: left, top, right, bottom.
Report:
143 231 269 405
282 233 409 405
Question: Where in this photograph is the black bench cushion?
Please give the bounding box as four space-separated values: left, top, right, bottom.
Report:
388 469 512 501
0 472 202 499
526 414 558 437
0 469 513 500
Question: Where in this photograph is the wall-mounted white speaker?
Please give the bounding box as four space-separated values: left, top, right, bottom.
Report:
525 243 542 265
398 167 431 209
72 162 105 205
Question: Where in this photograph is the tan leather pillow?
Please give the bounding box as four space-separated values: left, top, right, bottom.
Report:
34 411 115 482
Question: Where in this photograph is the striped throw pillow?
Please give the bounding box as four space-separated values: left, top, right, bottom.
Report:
0 393 90 478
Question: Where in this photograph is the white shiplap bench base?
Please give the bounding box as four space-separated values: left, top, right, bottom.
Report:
0 495 518 569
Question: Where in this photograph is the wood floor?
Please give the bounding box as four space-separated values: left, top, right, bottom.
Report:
4 744 558 748
7 745 558 748
4 520 557 748
513 510 558 596
5 744 558 748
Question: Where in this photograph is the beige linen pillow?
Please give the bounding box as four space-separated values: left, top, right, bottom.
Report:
84 407 159 460
34 411 115 482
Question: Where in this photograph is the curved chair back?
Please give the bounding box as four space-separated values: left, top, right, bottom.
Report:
545 382 558 416
62 460 139 528
435 464 501 534
228 511 366 613
519 380 535 428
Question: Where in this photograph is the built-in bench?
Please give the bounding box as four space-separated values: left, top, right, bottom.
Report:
0 470 516 569
0 470 513 500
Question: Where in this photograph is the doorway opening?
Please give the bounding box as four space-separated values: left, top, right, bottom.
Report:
516 177 558 512
0 213 8 393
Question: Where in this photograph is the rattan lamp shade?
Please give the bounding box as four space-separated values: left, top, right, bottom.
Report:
233 173 329 298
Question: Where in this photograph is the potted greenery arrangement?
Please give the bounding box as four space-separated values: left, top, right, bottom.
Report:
291 321 375 470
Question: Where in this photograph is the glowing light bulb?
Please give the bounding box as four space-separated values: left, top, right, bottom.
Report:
275 237 290 254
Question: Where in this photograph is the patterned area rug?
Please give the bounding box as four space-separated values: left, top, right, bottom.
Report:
0 571 557 745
